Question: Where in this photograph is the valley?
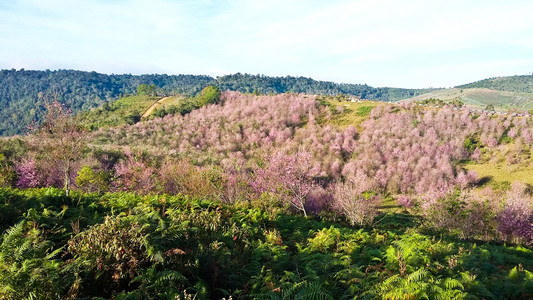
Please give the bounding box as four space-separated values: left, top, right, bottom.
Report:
1 81 533 298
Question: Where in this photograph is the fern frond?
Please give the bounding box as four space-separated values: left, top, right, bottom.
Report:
294 282 333 300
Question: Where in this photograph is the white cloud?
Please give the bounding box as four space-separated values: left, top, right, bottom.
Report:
1 0 532 86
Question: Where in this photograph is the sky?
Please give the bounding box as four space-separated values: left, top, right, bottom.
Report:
1 0 533 88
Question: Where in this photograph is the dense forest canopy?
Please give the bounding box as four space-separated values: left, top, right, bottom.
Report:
0 69 214 136
215 73 435 99
0 69 433 136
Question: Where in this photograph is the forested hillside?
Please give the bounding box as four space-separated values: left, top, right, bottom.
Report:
0 69 213 136
215 73 434 99
457 75 533 93
0 69 432 136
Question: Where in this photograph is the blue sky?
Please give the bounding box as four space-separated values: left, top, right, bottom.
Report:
1 0 532 88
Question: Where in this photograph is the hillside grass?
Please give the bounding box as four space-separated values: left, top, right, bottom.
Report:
146 95 186 117
158 95 184 108
465 162 533 186
76 95 159 129
457 75 533 93
460 139 533 188
110 95 160 113
402 88 533 110
140 96 185 118
322 98 380 129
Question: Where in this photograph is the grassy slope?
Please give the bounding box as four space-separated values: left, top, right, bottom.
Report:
463 141 533 187
400 88 533 110
141 96 185 118
77 94 191 130
320 98 380 129
76 95 160 129
465 163 533 186
157 95 184 109
457 75 533 93
397 75 533 110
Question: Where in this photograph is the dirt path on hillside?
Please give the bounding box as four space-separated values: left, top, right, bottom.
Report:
141 97 172 118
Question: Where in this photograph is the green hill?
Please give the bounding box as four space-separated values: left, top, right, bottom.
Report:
75 95 160 130
401 87 533 111
0 69 432 136
457 75 533 93
0 69 213 136
4 70 532 136
398 75 533 110
77 89 222 130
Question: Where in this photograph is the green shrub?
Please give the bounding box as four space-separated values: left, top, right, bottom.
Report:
0 222 63 299
67 215 155 297
356 105 374 117
196 86 221 107
75 166 110 193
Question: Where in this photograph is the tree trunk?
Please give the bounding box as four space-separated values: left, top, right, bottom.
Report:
64 161 71 197
297 196 307 217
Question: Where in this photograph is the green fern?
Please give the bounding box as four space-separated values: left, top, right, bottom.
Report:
373 268 466 300
0 221 63 299
254 281 333 300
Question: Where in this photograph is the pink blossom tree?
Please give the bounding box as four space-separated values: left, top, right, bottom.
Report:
252 151 316 216
497 181 533 243
114 149 155 194
333 181 380 226
30 100 86 196
15 157 41 188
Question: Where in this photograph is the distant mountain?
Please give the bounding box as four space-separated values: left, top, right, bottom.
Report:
214 73 434 100
456 75 533 93
0 69 213 136
0 69 432 136
398 75 533 111
401 88 533 111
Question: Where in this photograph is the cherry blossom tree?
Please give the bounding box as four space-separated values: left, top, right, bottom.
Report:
497 181 533 243
333 181 380 226
114 150 155 194
30 100 86 196
252 151 316 216
15 157 41 188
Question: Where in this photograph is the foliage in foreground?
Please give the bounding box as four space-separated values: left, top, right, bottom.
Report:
5 92 533 245
2 91 533 298
0 188 532 299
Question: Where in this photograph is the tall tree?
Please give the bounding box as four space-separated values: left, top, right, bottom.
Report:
252 151 316 216
31 98 86 196
196 85 221 106
136 83 157 96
